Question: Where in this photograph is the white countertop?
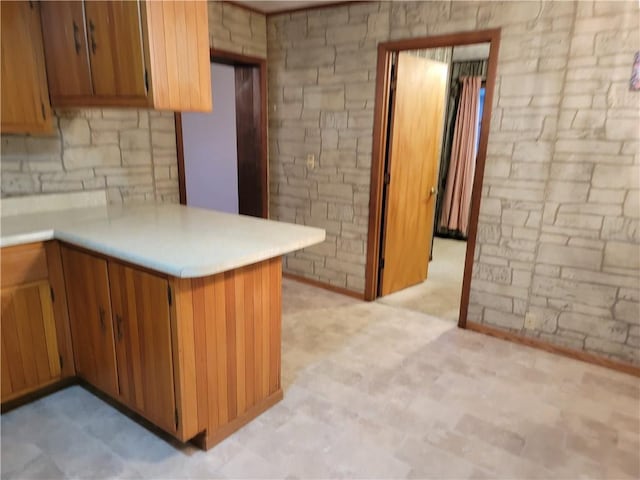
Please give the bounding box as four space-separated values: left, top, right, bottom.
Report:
1 203 325 278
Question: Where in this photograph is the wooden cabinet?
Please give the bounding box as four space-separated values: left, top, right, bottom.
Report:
61 247 119 398
3 241 284 450
0 1 52 134
0 242 75 404
40 0 212 111
108 261 177 434
60 246 178 435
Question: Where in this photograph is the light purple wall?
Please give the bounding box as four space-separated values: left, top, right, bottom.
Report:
182 63 239 213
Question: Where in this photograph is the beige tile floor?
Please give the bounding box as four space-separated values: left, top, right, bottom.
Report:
2 278 639 479
378 237 467 322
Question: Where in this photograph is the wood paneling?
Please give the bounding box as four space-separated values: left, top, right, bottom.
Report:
1 243 49 288
380 53 448 296
169 276 199 441
40 1 93 99
177 257 283 449
1 1 52 134
144 0 212 111
84 1 147 98
109 261 176 435
61 247 119 398
1 281 60 402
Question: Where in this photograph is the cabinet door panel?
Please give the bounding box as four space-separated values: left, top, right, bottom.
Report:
0 1 52 134
61 247 118 398
40 1 93 99
84 1 147 98
109 262 176 434
1 282 60 402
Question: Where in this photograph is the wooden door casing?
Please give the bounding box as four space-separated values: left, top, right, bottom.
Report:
380 53 449 296
61 247 119 398
0 1 52 134
40 1 93 99
1 282 61 402
108 261 177 435
84 1 147 99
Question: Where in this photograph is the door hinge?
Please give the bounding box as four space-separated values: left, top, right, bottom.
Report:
167 285 172 306
59 355 64 369
144 69 149 94
384 173 391 185
379 258 385 269
174 408 179 429
41 102 46 121
50 286 55 302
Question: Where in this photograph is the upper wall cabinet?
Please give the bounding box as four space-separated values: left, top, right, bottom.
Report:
1 1 53 134
40 0 212 112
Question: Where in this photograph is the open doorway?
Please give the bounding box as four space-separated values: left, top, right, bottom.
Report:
175 50 268 218
364 30 500 329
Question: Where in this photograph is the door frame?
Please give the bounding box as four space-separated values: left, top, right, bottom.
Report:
364 29 501 331
174 48 269 218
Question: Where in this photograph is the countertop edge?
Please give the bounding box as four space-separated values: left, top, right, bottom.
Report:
8 227 326 279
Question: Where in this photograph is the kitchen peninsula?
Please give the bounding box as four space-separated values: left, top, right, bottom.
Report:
1 195 325 449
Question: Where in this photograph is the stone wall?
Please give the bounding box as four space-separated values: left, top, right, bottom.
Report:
208 1 267 58
267 0 640 364
1 1 267 204
1 109 179 203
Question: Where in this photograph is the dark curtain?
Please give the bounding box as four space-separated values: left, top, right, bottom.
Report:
434 59 488 239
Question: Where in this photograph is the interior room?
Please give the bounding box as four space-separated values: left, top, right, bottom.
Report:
1 1 639 479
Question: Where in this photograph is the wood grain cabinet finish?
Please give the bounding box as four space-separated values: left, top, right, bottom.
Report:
108 261 177 435
0 1 53 134
40 0 211 111
60 247 119 399
0 242 75 404
4 243 283 449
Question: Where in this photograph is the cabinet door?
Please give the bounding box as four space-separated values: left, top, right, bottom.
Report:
61 247 119 398
108 262 177 434
0 1 52 134
84 1 147 98
40 1 93 100
1 282 60 402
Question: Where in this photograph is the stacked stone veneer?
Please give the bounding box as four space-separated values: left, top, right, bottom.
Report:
0 1 267 204
1 109 179 203
267 1 640 364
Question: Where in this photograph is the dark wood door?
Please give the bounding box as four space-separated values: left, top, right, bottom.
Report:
380 53 449 296
84 1 147 98
235 66 265 218
61 247 119 398
40 1 93 100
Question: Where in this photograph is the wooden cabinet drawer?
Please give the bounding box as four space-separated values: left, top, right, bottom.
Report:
1 243 49 288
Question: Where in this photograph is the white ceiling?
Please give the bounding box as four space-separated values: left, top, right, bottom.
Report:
452 43 491 61
235 1 345 14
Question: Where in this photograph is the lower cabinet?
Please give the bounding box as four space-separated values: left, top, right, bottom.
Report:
61 245 177 436
108 262 177 435
1 282 60 400
1 242 75 404
61 247 119 398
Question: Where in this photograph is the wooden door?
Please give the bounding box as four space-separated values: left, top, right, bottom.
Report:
380 53 449 296
1 282 61 402
40 1 93 100
235 65 266 218
61 247 119 398
84 1 147 98
108 262 177 434
0 1 52 134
